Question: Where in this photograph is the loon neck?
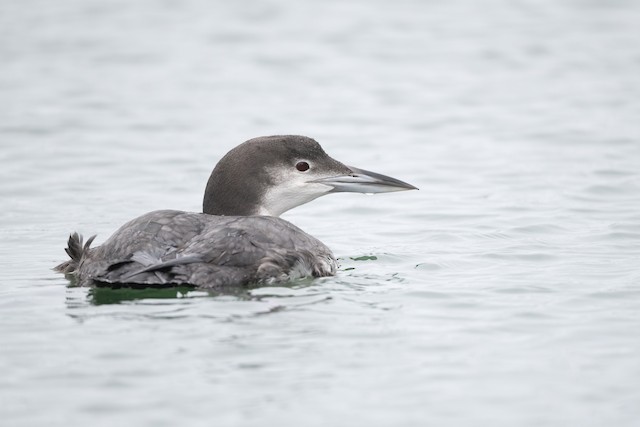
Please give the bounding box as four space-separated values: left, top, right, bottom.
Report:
202 168 268 216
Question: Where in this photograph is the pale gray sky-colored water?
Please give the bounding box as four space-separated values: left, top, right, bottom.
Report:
1 1 640 426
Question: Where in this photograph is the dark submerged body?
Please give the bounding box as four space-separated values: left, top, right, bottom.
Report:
57 210 335 288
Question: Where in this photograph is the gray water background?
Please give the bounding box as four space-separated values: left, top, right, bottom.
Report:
2 0 640 426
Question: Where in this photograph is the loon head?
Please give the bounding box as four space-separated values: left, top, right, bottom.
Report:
203 135 417 217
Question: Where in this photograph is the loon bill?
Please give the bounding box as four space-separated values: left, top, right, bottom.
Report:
55 135 417 289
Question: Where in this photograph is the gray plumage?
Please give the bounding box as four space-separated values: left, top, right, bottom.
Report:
57 210 335 288
55 135 416 289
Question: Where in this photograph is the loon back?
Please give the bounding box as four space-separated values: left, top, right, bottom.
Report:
58 210 336 288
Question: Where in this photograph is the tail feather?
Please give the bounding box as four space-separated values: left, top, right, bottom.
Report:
54 232 96 274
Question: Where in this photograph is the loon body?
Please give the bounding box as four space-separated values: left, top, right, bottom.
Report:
56 136 416 288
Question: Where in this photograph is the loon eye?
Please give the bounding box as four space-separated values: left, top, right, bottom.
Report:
296 161 310 172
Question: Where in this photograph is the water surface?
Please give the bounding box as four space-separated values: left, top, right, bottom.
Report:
1 1 640 426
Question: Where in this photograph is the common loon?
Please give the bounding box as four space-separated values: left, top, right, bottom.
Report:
55 135 417 288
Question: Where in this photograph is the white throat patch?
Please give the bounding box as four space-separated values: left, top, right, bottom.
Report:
259 167 333 216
